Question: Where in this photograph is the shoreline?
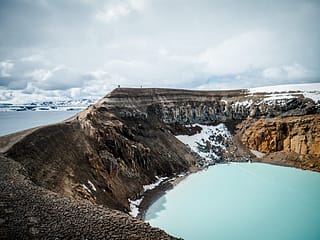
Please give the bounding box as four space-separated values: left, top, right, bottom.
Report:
137 170 196 220
137 158 320 221
137 160 248 221
136 160 248 221
253 158 320 173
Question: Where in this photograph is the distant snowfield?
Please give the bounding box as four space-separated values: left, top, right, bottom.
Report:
250 83 320 103
0 98 96 112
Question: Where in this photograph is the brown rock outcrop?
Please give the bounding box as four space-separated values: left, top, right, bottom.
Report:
240 114 320 171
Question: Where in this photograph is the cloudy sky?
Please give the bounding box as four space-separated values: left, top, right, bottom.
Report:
0 0 319 103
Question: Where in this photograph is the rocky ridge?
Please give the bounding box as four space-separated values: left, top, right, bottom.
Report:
1 86 319 239
100 88 317 124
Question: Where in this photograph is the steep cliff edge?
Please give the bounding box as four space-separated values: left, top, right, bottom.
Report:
100 87 316 124
239 114 320 171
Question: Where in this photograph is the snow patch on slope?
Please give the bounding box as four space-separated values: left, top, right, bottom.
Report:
143 176 168 192
82 184 92 193
233 99 253 108
87 180 96 192
176 124 231 167
128 176 168 217
129 197 144 217
250 149 266 158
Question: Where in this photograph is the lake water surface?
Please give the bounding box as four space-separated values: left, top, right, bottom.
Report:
145 163 320 240
0 111 79 136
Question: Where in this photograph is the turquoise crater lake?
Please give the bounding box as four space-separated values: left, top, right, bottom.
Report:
145 163 320 240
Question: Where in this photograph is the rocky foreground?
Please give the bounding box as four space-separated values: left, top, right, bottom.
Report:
0 155 178 239
0 86 319 239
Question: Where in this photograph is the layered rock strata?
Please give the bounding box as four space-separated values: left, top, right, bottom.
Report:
100 88 316 124
240 114 320 171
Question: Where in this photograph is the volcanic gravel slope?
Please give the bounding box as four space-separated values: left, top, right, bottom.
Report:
0 155 179 240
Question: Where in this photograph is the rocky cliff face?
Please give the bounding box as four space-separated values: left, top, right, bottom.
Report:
100 88 317 124
240 114 320 171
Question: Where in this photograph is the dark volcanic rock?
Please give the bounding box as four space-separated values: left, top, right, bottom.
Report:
0 155 179 239
4 108 195 213
99 88 317 124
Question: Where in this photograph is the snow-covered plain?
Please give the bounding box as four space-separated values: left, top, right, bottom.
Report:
0 98 96 112
176 124 231 167
250 83 320 103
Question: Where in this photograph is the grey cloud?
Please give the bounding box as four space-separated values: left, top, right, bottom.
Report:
0 77 11 87
0 90 14 101
0 0 99 48
34 68 86 90
0 58 88 92
7 78 28 90
0 75 29 90
0 0 319 102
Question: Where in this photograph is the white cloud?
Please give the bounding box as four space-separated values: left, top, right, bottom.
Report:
196 63 319 91
34 67 86 90
70 88 81 98
262 67 286 80
96 4 130 22
0 89 14 102
262 63 318 80
128 0 145 11
199 30 278 76
30 69 53 81
0 61 14 77
20 53 45 63
1 0 320 103
96 0 146 22
0 87 70 104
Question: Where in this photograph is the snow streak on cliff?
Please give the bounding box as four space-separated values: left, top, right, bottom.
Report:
176 124 231 167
